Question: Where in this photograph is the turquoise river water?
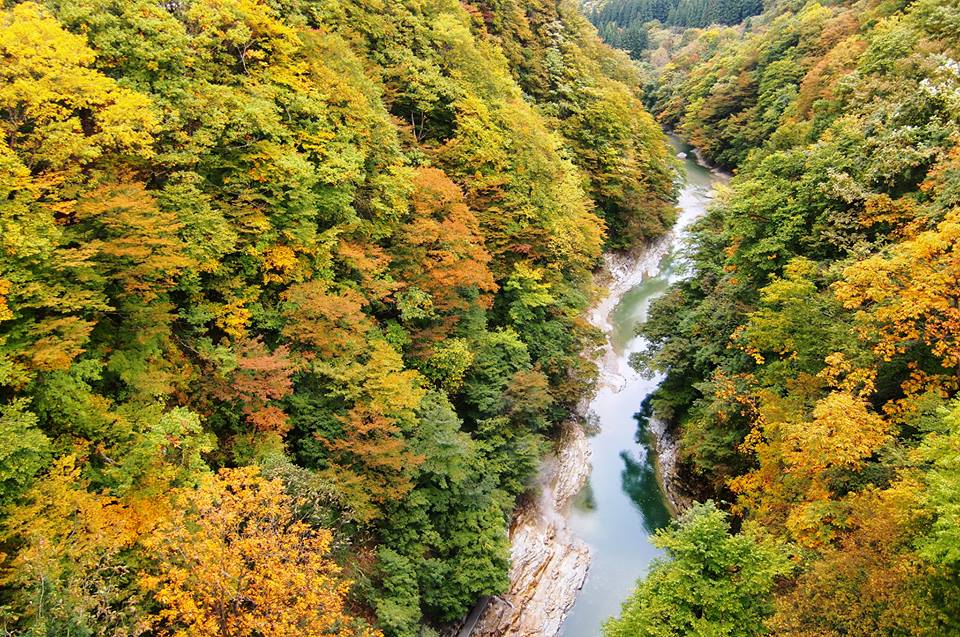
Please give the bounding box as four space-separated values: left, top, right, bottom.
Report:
558 135 724 636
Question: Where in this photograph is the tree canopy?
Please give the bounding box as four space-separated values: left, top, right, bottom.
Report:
0 0 676 634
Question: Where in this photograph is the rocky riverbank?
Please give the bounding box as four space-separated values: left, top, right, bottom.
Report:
470 421 592 637
647 416 694 514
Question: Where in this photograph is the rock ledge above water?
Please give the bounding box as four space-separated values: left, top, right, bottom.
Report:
470 421 592 637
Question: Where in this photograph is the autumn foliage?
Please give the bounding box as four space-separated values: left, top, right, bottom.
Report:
624 0 960 633
0 0 676 634
141 468 374 637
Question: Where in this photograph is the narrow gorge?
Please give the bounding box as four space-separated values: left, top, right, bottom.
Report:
7 0 958 634
465 135 727 636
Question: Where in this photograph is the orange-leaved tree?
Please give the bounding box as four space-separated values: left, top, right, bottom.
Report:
140 467 377 637
393 167 497 345
209 336 297 436
281 281 425 519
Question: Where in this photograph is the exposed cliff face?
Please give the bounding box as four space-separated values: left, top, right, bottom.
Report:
647 416 695 513
470 421 592 637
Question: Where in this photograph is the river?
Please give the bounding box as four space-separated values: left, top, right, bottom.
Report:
557 134 725 636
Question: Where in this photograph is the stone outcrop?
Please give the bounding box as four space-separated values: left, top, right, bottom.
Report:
647 416 694 513
470 422 592 637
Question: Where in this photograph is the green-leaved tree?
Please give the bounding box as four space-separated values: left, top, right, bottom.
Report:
604 502 792 637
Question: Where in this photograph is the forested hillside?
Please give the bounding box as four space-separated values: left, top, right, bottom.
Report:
587 0 764 57
0 0 676 634
610 0 960 634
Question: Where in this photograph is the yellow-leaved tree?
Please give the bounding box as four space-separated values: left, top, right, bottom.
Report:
0 1 157 389
141 467 377 637
834 207 960 371
0 455 144 633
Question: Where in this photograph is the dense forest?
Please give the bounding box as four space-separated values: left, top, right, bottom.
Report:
587 0 764 57
607 0 960 634
0 0 677 634
7 0 960 633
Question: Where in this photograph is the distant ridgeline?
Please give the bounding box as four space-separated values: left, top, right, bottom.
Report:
586 0 764 56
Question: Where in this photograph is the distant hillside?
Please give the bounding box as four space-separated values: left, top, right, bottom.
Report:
586 0 764 57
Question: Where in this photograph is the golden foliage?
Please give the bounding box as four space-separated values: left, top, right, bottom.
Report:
835 208 960 369
141 467 377 637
